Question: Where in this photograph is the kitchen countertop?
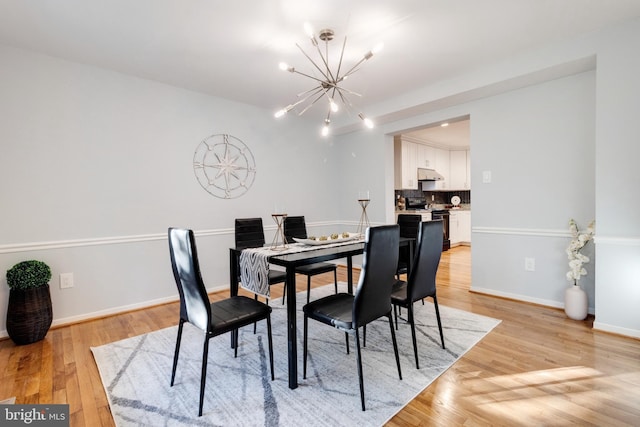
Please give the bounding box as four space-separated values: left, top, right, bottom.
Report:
396 206 471 213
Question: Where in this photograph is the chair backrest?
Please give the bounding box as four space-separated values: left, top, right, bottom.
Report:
284 216 308 243
235 218 266 249
353 224 400 327
407 220 443 302
168 228 211 332
397 214 422 238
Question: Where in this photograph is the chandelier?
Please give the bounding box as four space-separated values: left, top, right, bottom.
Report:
274 23 383 136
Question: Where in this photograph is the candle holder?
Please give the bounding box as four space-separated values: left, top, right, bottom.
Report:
356 198 370 237
270 213 288 250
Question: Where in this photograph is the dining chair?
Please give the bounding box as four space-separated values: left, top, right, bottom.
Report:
302 224 402 411
168 227 274 416
234 218 287 300
396 214 422 279
391 220 445 369
283 215 338 304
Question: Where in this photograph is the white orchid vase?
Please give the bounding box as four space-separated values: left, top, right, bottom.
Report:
566 218 595 286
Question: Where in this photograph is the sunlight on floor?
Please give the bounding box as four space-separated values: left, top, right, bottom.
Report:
460 367 640 424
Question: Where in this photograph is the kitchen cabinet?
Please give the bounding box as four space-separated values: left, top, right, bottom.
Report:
450 149 471 189
416 144 435 169
450 210 471 246
434 148 450 190
394 137 418 189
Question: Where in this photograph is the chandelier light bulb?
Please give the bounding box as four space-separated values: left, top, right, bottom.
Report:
303 22 314 38
322 119 331 136
274 109 286 118
372 43 384 55
359 113 374 129
330 99 339 112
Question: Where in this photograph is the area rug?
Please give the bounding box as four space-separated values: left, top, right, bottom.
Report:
91 284 500 426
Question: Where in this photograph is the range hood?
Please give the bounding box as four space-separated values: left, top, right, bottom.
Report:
417 168 444 181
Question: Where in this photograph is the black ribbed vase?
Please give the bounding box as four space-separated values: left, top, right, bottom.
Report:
6 285 53 345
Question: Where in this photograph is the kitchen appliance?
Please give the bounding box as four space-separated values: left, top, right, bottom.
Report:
405 197 427 210
417 168 445 181
431 209 450 251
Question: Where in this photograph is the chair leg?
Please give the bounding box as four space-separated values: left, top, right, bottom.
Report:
387 313 402 381
306 275 312 304
266 315 274 380
408 303 419 369
303 315 308 379
363 325 367 348
282 282 286 305
198 337 210 417
433 295 445 349
393 304 398 330
170 320 184 386
234 328 239 358
354 328 366 411
333 268 338 294
345 332 350 354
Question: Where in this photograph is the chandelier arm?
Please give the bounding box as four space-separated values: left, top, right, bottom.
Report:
314 37 336 84
334 36 348 81
335 86 362 97
291 69 328 85
297 89 328 116
296 43 330 82
340 56 369 80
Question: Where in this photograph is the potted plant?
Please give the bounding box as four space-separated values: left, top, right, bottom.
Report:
564 219 595 320
5 260 53 345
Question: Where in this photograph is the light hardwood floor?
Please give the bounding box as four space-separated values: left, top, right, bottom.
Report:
1 246 639 426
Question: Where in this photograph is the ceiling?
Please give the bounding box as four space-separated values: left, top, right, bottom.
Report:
1 1 640 132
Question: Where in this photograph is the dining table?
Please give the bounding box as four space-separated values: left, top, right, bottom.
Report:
229 236 415 389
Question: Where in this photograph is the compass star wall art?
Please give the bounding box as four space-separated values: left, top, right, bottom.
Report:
193 134 257 199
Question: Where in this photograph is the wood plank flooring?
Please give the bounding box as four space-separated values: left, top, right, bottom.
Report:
1 246 639 426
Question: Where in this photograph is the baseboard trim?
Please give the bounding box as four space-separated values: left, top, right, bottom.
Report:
0 284 228 341
593 321 640 339
470 286 595 315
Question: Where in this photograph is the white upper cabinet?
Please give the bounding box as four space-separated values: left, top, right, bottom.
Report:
416 144 435 169
434 148 450 190
394 137 418 189
450 149 470 189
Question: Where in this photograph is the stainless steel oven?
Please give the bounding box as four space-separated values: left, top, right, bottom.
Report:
431 210 450 251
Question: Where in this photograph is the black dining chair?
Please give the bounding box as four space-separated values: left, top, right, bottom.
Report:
391 220 445 369
168 227 274 416
283 215 338 304
396 214 422 279
234 218 287 300
302 224 402 411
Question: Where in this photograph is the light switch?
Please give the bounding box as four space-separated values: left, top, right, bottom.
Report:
482 170 492 183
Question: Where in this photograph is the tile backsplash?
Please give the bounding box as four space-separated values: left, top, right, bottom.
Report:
395 189 471 207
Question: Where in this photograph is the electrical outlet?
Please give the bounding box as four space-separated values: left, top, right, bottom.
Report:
482 170 492 183
524 258 535 272
60 272 74 289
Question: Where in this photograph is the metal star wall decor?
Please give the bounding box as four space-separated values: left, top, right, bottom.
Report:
193 134 256 199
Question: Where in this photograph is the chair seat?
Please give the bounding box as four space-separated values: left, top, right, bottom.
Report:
390 280 409 306
210 296 272 334
396 261 408 276
303 293 354 330
268 270 287 284
295 262 336 276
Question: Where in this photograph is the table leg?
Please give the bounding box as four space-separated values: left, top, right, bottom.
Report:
347 256 354 294
285 266 298 389
229 249 239 348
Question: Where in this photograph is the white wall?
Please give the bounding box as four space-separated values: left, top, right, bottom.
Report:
2 17 639 339
336 18 640 338
0 44 343 333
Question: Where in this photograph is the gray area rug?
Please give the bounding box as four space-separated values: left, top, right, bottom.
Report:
92 284 500 426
